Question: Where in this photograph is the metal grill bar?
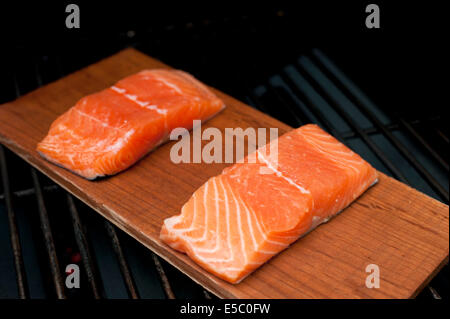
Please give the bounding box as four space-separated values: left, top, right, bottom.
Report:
295 57 411 183
66 194 101 299
104 221 139 299
246 88 272 115
278 72 345 142
312 49 448 173
340 124 397 139
151 253 175 299
0 145 28 298
30 168 66 299
399 118 448 171
251 61 306 127
0 185 58 200
435 128 448 144
265 82 305 126
310 49 448 202
339 120 433 139
428 286 443 300
11 63 68 299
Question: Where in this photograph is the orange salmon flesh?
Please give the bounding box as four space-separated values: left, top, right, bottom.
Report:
160 124 378 284
37 69 225 179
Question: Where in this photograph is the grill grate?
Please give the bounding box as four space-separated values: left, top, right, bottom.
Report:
0 13 448 300
66 193 101 299
0 146 28 298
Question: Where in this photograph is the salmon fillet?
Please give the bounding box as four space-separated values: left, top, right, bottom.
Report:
37 69 225 179
160 124 378 284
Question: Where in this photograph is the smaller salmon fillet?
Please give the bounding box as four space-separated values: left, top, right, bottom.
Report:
37 69 225 179
161 124 378 284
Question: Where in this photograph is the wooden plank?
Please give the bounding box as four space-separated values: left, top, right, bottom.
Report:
0 48 448 299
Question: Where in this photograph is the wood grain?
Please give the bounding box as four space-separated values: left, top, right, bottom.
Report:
0 48 448 299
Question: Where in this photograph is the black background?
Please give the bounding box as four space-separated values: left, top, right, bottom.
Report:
0 1 446 118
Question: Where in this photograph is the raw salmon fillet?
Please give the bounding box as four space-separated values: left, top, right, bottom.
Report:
160 124 378 284
37 69 225 179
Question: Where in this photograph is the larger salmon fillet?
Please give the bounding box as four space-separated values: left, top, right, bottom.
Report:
37 69 225 179
160 124 378 284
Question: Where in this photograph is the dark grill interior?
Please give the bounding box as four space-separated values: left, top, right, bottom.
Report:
0 8 448 299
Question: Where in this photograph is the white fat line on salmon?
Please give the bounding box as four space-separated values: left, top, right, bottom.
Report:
162 208 199 238
104 129 135 153
193 179 221 253
228 181 249 265
240 191 258 251
221 178 235 263
308 140 361 177
110 86 168 115
173 70 212 96
199 181 210 243
166 179 218 249
164 178 287 266
155 77 183 94
75 109 122 131
52 124 83 142
304 128 367 212
178 179 234 264
110 86 126 94
165 180 234 263
306 140 361 165
246 198 290 249
182 182 210 244
181 240 236 266
209 181 286 255
257 150 310 195
299 130 364 168
237 190 288 253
